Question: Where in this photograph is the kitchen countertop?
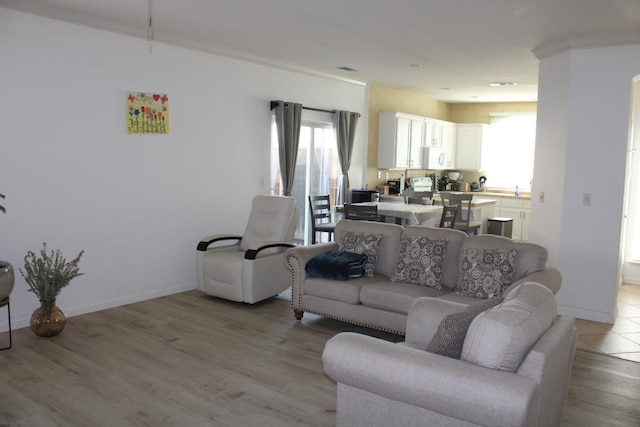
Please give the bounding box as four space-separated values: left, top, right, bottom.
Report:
381 190 531 203
462 191 531 201
380 193 498 207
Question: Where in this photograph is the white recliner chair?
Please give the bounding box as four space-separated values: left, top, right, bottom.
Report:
196 195 298 304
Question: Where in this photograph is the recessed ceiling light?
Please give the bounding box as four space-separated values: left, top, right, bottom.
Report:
439 87 451 91
337 66 357 72
407 64 422 68
488 82 518 87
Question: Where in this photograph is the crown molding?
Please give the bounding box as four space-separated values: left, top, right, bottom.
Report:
532 31 640 59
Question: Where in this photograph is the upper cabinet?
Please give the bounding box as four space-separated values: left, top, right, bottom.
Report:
441 122 457 169
424 118 457 169
455 124 489 171
378 112 425 169
378 113 485 171
379 112 458 170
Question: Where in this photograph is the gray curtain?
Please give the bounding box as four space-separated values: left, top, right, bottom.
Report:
334 110 360 204
274 101 302 196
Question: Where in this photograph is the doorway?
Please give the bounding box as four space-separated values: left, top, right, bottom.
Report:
621 75 640 284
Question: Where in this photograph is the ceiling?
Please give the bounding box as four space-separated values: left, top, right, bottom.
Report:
2 0 640 103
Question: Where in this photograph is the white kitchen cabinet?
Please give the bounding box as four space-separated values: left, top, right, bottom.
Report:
424 120 441 147
456 124 489 171
424 118 457 169
378 112 425 169
493 198 530 241
441 123 457 169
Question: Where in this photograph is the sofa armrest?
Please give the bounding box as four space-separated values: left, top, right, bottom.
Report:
323 333 539 427
404 298 467 350
505 267 562 297
285 242 339 309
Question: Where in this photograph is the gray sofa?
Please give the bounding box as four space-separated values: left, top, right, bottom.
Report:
322 282 578 427
285 219 561 334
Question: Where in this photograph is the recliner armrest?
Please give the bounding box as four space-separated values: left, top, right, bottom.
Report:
244 242 296 260
197 234 243 251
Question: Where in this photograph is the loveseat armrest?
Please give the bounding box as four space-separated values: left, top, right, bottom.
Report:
404 298 468 350
506 268 562 297
285 242 339 310
197 234 242 251
323 332 539 427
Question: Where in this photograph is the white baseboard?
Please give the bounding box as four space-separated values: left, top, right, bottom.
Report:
0 281 197 333
558 304 616 324
622 274 640 285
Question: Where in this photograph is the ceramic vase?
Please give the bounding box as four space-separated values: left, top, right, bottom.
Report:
30 300 66 337
0 261 15 300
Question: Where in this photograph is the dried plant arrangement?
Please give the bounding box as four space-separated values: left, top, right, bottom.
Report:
20 243 84 303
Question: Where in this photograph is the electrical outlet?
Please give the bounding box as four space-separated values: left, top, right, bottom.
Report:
377 171 382 179
583 193 591 206
539 191 544 203
385 172 389 180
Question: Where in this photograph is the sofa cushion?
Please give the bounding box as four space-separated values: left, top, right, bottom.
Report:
338 231 383 277
360 282 447 314
461 282 557 372
335 220 404 278
305 275 382 304
459 235 548 283
456 247 518 298
392 236 448 290
425 296 503 359
402 226 467 291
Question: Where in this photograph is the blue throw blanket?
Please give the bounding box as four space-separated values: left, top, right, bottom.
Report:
305 251 368 281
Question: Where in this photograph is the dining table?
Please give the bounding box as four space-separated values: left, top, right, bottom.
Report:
338 202 443 226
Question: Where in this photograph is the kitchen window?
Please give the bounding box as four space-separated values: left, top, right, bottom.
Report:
483 113 536 191
270 116 339 244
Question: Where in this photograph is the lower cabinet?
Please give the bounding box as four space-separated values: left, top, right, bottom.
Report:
492 198 530 241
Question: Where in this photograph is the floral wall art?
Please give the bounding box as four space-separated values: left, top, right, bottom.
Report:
126 92 170 134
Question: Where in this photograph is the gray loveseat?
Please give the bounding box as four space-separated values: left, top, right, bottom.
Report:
285 219 561 334
322 282 578 427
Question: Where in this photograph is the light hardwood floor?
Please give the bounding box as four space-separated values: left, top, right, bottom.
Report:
1 290 639 426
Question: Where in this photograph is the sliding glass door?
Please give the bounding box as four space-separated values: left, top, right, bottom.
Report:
271 120 339 244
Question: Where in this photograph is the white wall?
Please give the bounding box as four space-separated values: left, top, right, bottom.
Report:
531 43 640 323
0 9 368 331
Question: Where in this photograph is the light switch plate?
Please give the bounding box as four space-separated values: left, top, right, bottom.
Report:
583 193 591 206
539 191 544 203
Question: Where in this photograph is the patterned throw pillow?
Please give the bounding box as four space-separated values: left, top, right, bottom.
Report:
426 297 504 359
392 236 448 290
456 248 518 298
338 232 383 277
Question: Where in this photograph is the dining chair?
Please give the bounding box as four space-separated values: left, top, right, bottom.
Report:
308 195 338 244
344 204 379 221
438 204 459 229
403 190 434 205
439 192 481 235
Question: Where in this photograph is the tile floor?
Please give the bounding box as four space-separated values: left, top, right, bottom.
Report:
575 283 640 362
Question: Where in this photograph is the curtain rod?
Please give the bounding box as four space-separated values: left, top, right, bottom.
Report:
269 101 360 117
